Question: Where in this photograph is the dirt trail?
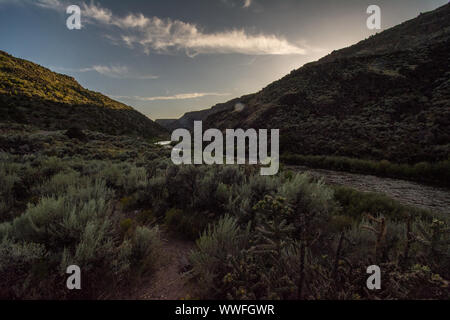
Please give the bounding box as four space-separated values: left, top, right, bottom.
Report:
126 233 195 300
288 166 450 214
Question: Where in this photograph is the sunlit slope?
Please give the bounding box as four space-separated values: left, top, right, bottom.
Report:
0 50 167 138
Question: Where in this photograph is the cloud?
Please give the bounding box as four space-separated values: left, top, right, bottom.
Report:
52 65 158 79
35 0 65 9
0 0 64 9
221 0 252 9
82 2 113 24
111 92 230 102
88 2 305 56
20 0 306 56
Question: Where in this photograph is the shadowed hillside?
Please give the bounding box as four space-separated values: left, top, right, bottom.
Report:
156 95 253 131
0 51 167 138
175 4 450 164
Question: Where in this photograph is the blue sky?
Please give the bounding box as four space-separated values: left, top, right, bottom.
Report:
0 0 447 119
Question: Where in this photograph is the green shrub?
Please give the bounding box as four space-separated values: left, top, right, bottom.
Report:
131 226 162 275
189 215 251 298
120 218 134 237
165 208 210 240
0 174 160 299
333 186 431 221
0 238 47 298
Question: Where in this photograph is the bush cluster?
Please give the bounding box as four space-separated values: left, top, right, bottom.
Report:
1 125 448 300
0 148 162 299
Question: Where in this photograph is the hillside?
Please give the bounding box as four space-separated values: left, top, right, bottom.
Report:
0 50 167 138
198 4 450 164
156 95 253 131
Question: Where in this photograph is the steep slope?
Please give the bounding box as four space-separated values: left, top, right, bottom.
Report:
203 4 450 163
0 51 167 138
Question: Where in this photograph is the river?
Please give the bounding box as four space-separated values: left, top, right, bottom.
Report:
288 165 450 214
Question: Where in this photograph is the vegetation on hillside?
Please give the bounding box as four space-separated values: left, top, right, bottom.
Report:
0 51 167 138
201 4 450 164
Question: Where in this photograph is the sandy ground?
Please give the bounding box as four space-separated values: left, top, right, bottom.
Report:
121 232 195 300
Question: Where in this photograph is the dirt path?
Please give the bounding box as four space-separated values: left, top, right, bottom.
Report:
288 165 450 214
125 232 195 300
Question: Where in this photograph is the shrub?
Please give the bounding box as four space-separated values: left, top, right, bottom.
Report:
333 186 431 221
0 238 47 298
65 127 87 141
131 226 162 275
0 175 158 299
189 215 251 298
165 208 210 240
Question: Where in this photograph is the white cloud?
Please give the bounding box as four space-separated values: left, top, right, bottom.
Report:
82 2 113 24
52 65 158 80
221 0 253 9
36 0 64 9
0 0 62 8
23 0 306 57
243 0 252 8
95 7 305 56
112 92 230 101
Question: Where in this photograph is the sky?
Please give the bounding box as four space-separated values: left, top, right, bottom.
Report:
0 0 447 120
